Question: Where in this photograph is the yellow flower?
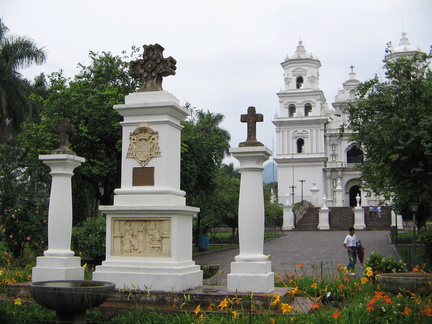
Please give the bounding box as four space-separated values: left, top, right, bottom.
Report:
288 287 299 296
269 318 275 324
232 310 238 319
280 303 293 314
194 304 201 315
275 274 282 281
271 293 281 305
366 269 374 277
0 270 3 276
218 299 228 310
361 277 369 284
13 298 22 306
311 283 318 289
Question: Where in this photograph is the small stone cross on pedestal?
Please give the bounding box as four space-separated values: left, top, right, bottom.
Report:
52 118 76 155
239 106 264 147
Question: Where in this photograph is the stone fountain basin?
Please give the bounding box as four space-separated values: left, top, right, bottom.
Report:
377 273 432 295
29 280 115 313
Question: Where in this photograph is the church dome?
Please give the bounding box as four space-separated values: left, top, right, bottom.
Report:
288 40 314 59
392 32 417 53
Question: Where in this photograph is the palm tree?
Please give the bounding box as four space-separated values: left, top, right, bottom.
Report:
0 20 46 137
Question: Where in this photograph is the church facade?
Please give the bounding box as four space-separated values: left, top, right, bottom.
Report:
272 33 419 217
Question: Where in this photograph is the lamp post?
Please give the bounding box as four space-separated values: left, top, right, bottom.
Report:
289 184 296 205
299 179 306 202
408 202 420 269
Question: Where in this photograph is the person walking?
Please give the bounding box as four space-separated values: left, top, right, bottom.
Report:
343 227 361 275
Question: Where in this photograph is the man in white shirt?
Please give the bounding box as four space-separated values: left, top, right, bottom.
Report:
343 227 360 275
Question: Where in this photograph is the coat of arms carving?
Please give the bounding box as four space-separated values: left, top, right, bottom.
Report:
126 124 161 166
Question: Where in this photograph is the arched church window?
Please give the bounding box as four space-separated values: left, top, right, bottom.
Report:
296 76 304 89
289 104 296 117
347 145 363 163
296 138 305 153
304 103 312 116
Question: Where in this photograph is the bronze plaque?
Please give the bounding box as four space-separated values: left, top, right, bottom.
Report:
133 167 154 186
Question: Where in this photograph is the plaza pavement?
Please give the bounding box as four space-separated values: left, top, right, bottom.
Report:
193 230 398 285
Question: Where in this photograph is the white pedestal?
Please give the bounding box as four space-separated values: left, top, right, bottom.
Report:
227 146 274 293
318 208 330 230
92 91 202 292
32 154 85 282
282 204 295 230
354 207 366 230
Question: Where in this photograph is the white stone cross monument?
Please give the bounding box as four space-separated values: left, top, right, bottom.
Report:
227 107 274 293
32 118 85 281
93 44 202 291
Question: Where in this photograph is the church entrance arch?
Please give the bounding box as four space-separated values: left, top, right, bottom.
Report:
349 185 361 207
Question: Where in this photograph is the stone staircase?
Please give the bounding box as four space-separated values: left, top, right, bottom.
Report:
294 205 392 231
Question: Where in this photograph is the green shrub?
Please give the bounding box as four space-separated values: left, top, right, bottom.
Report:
72 216 106 259
418 226 432 245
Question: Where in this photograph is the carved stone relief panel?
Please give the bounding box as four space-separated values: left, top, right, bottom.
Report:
111 218 171 257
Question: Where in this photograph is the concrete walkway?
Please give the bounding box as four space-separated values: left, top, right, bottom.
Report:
193 231 398 285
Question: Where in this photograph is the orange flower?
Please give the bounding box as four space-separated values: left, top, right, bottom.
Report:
382 295 393 305
311 283 318 289
275 274 282 281
421 305 432 317
337 283 344 290
280 303 293 314
330 310 341 318
361 277 368 284
366 301 375 313
402 307 412 316
269 318 276 324
207 304 214 311
297 264 304 268
311 303 320 310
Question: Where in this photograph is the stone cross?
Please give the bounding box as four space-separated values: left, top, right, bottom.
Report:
239 106 264 147
52 118 75 155
350 65 355 73
129 44 177 92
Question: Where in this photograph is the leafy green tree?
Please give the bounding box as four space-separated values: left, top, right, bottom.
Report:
19 51 140 222
341 49 432 229
0 21 46 137
180 105 231 243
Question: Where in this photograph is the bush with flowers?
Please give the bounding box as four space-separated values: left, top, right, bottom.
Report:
1 201 47 259
363 251 406 278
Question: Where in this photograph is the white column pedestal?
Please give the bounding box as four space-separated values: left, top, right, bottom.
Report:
318 208 330 230
282 204 295 230
32 154 85 282
354 207 366 230
227 146 274 293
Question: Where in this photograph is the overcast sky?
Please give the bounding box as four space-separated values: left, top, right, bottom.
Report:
3 0 432 166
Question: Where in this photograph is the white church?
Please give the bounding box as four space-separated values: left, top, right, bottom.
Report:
273 33 420 222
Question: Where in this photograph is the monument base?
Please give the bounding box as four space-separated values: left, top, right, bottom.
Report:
227 261 274 293
93 260 202 291
32 256 84 282
354 207 366 230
